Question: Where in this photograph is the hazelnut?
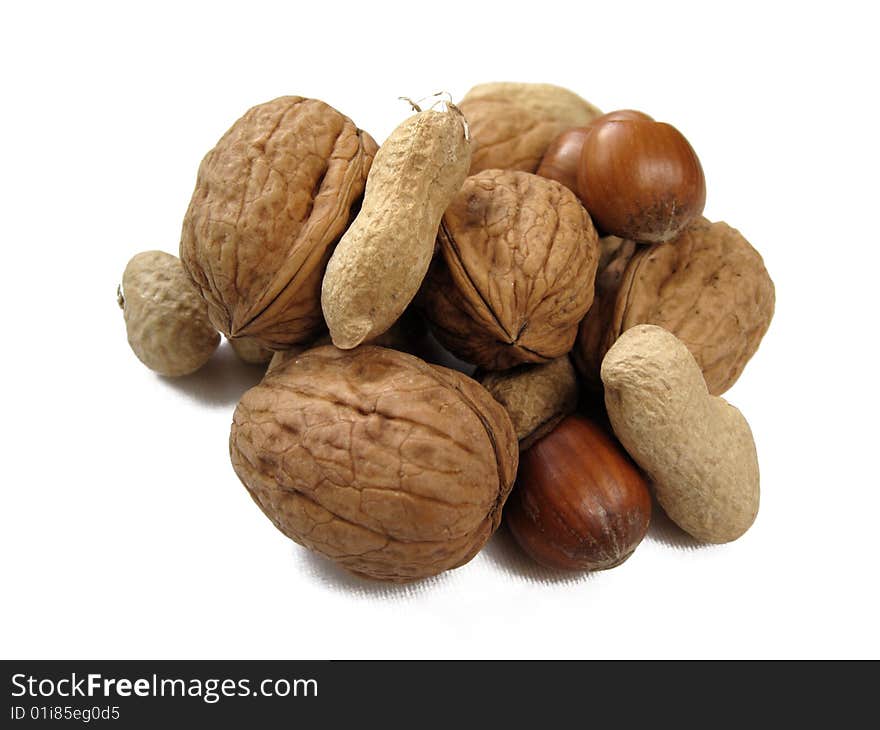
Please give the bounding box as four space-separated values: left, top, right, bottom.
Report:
577 116 706 243
536 111 654 194
535 127 591 193
505 414 651 571
590 109 655 125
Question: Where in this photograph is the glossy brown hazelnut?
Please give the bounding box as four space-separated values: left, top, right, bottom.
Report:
505 413 651 571
536 112 654 194
536 127 592 193
577 117 706 243
589 109 655 126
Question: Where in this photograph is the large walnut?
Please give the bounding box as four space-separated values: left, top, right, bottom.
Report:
574 219 775 395
181 97 377 350
420 170 599 370
230 346 518 582
459 82 602 174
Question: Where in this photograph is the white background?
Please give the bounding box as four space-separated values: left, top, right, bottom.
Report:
2 0 878 659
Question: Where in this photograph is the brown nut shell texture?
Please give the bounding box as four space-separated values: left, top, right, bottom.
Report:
601 325 759 543
181 96 378 349
121 250 219 377
572 234 639 390
575 218 775 395
229 336 273 366
479 357 579 451
230 346 519 582
421 170 599 370
459 82 602 174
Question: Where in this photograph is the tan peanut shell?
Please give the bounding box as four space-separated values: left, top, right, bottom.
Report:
479 357 579 451
120 251 219 377
321 108 471 350
230 346 518 582
421 170 599 370
575 219 775 395
180 96 377 349
601 325 759 543
459 82 601 174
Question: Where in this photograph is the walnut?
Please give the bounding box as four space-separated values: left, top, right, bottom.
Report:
230 346 518 582
479 357 579 451
458 82 601 174
180 96 377 350
420 170 599 370
574 219 775 395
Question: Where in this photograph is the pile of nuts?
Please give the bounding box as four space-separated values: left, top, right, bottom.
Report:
119 83 774 582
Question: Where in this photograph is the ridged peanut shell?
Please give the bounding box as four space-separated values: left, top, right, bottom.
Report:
230 346 518 582
181 96 377 349
120 250 219 377
321 109 471 350
601 325 759 543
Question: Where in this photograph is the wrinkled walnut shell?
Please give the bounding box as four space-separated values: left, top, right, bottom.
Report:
230 346 518 582
479 357 579 451
459 82 601 174
181 96 377 349
421 170 599 370
575 219 775 395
